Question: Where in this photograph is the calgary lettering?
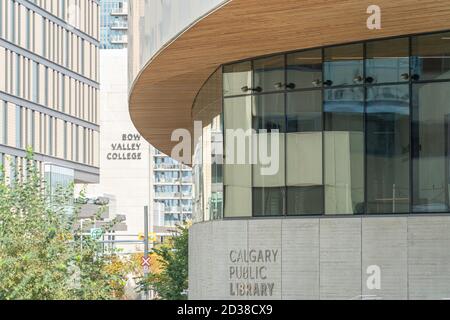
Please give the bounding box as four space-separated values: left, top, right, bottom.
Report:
230 249 278 263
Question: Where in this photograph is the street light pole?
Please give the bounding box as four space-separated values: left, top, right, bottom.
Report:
143 205 149 300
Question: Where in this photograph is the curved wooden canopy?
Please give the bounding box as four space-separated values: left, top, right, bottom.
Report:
129 0 450 159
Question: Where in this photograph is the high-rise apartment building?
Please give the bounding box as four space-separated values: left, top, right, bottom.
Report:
99 0 127 49
151 146 193 227
0 0 100 185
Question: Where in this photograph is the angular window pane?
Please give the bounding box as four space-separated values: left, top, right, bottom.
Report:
253 93 285 133
412 32 450 81
324 44 364 87
366 37 410 84
324 87 364 214
254 55 285 93
287 132 322 187
412 82 450 212
366 85 410 214
287 186 324 215
253 187 284 216
287 49 322 89
223 96 252 217
223 61 252 97
287 90 322 132
253 133 285 188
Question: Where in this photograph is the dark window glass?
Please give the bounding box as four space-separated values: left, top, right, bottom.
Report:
287 90 322 132
366 38 410 84
253 93 285 132
412 82 450 212
287 49 322 89
253 187 284 216
287 186 324 215
223 61 252 96
324 87 364 214
254 55 285 93
366 85 410 214
324 44 364 87
412 32 450 81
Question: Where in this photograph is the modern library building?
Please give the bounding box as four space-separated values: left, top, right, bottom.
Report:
128 0 450 299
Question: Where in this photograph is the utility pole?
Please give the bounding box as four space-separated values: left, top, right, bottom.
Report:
143 205 149 300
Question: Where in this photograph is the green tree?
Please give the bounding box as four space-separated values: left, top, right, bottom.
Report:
139 224 189 300
0 150 127 300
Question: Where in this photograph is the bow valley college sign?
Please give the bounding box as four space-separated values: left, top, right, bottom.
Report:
229 249 279 297
107 133 142 161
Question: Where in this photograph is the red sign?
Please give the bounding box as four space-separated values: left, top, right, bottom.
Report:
141 256 151 267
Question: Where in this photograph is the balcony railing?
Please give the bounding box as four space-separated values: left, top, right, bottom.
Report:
154 163 191 170
155 178 193 184
110 21 128 30
111 4 128 16
154 192 193 199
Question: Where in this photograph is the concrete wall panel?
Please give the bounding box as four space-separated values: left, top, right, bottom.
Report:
408 216 450 300
319 218 362 300
362 217 407 300
282 219 319 299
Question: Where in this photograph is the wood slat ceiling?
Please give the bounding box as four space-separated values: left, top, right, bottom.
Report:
129 0 450 160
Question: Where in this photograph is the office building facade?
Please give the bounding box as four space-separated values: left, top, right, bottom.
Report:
0 0 100 185
128 1 450 299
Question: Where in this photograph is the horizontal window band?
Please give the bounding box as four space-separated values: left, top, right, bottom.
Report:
15 0 99 46
0 91 99 131
0 39 99 89
0 144 100 176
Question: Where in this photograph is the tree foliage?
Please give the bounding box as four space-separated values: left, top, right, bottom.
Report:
139 224 189 300
0 151 128 300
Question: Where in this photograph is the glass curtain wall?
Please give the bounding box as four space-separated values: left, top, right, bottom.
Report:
193 31 450 221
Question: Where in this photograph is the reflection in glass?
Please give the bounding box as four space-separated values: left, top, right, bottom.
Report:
254 55 285 92
219 32 450 219
324 87 364 131
412 82 450 212
324 87 364 214
287 90 322 132
366 38 410 84
253 187 284 216
287 49 322 89
253 93 285 132
366 85 410 214
412 32 450 81
324 44 364 87
223 61 252 96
